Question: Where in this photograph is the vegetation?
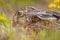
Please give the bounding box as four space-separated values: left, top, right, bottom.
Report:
0 0 60 40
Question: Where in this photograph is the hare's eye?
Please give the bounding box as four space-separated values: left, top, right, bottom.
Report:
17 11 24 17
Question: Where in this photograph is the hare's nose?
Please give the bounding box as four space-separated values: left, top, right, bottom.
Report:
52 14 60 20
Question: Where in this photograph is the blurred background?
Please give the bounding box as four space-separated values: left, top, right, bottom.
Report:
0 0 60 17
0 0 53 17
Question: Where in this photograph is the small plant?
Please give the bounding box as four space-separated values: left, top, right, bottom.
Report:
0 12 14 40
